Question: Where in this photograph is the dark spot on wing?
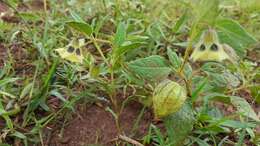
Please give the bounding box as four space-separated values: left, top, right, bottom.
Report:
67 46 75 53
199 44 206 51
210 43 218 51
75 48 81 55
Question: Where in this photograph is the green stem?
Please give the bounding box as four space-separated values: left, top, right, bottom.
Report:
178 25 199 97
91 35 109 66
91 35 121 134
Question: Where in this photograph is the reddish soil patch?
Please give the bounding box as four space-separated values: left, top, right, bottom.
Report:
47 101 153 146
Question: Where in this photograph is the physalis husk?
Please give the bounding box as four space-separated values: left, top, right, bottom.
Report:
153 80 187 118
190 29 238 63
55 38 85 63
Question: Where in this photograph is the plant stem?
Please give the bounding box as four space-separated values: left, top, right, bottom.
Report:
91 35 109 66
91 35 121 134
178 25 198 97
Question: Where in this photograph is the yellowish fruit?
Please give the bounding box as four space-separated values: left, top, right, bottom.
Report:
153 80 187 118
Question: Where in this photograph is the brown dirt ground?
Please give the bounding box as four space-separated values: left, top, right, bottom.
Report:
0 42 35 77
45 101 153 146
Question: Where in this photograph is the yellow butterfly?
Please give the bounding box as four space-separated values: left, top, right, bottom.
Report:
55 38 85 63
190 29 238 63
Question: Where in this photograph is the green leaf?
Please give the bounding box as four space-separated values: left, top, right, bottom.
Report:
204 93 232 104
216 19 257 57
11 131 27 139
30 59 59 112
230 96 259 121
201 62 225 73
112 42 144 64
204 94 259 121
20 83 33 99
113 22 126 48
220 120 255 129
0 90 16 99
66 21 93 36
127 55 171 81
184 63 193 79
0 99 13 129
151 124 166 145
172 11 188 33
19 12 40 21
250 85 260 104
164 102 195 146
0 78 19 87
167 48 181 70
190 137 210 146
191 77 208 102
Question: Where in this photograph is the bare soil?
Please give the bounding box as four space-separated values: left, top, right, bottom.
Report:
46 101 153 146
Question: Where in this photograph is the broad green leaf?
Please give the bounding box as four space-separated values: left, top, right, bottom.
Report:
201 62 227 89
216 19 257 57
203 93 232 104
127 55 171 81
230 96 259 121
164 102 195 146
167 48 181 70
66 21 93 36
113 22 126 48
204 94 259 121
184 63 193 79
201 62 225 73
208 73 227 88
147 22 166 41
